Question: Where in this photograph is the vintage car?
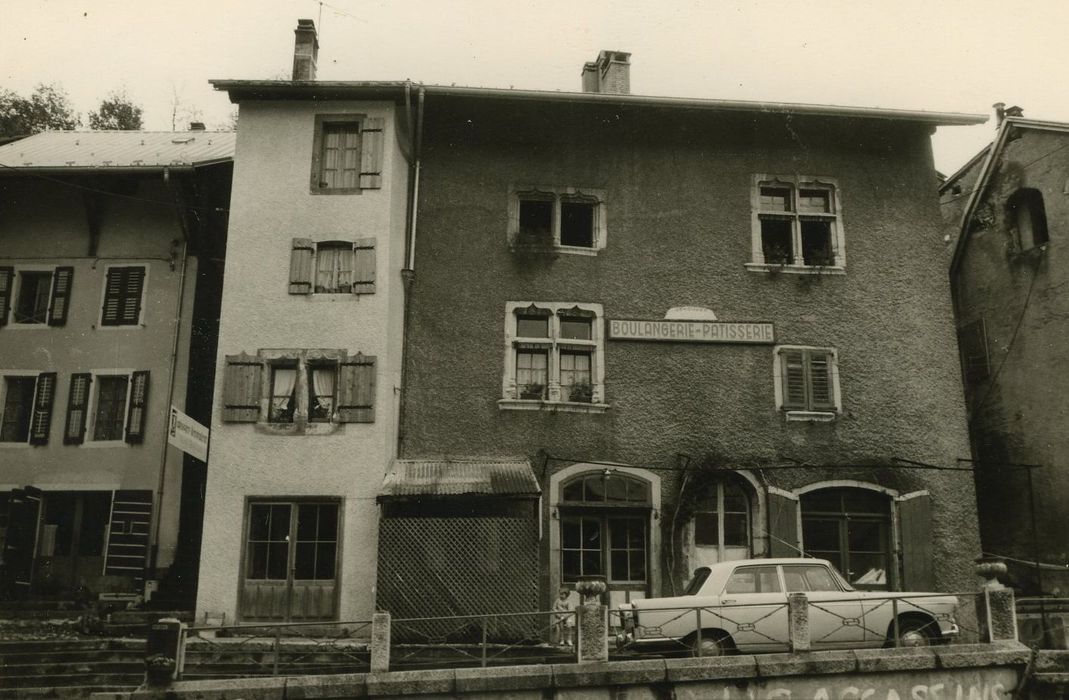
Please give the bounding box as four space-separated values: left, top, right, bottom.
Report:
616 558 959 655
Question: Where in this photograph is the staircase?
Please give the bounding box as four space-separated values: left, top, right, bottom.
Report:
0 638 145 698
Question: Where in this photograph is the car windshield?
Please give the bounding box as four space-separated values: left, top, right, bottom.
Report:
683 567 711 596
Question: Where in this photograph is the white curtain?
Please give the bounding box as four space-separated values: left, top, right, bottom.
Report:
271 368 297 419
312 367 335 404
316 245 353 293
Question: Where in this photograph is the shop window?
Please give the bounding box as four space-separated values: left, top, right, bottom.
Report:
800 487 892 590
749 176 845 272
501 302 607 411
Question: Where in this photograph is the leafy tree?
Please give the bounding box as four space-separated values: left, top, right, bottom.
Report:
88 90 144 130
0 83 80 137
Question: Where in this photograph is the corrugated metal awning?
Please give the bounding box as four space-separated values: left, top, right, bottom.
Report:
379 459 541 499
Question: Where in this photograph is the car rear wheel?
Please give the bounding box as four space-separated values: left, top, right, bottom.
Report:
687 630 733 657
893 617 938 647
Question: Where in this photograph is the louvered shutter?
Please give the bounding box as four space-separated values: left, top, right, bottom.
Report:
899 492 935 590
767 489 801 556
29 372 57 445
337 354 375 423
223 353 262 422
4 487 43 594
120 267 145 324
0 267 13 327
359 117 384 189
352 238 376 295
124 371 150 444
808 351 835 410
64 373 92 444
289 238 315 294
781 350 808 409
48 267 74 326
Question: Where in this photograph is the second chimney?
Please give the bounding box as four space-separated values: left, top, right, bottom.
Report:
581 50 631 95
292 19 319 81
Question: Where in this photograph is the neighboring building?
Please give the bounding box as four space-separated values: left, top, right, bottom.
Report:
397 51 989 616
942 107 1069 595
195 21 410 624
0 128 233 602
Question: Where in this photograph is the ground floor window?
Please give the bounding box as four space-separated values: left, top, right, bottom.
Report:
691 478 752 565
241 500 339 621
800 487 892 590
560 515 647 584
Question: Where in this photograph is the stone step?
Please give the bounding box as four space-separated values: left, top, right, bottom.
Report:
0 663 144 689
0 685 137 700
0 672 144 691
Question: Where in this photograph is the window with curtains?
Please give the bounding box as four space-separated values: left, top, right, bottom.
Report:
773 345 840 419
309 115 385 194
222 350 374 430
288 238 376 296
501 302 607 412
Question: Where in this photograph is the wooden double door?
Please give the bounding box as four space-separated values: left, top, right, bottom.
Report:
240 501 340 621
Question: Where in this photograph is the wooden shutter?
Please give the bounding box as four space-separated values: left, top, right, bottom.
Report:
102 267 144 326
289 238 315 294
124 371 150 444
29 372 57 446
899 492 935 591
103 490 153 578
223 353 262 422
47 266 74 326
337 354 376 423
64 373 92 444
0 266 13 327
767 489 801 556
352 238 377 294
808 351 835 410
359 117 384 189
3 487 43 595
781 350 808 409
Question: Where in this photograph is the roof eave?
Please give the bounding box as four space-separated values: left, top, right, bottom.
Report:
210 79 987 126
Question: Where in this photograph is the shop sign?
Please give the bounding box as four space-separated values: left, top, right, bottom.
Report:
608 318 774 344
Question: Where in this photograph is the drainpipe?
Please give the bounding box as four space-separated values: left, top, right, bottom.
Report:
148 169 191 591
396 86 424 457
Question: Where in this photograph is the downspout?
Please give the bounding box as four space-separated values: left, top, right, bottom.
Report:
149 168 191 587
396 86 425 457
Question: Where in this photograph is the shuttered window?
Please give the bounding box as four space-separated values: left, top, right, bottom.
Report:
778 347 838 413
124 371 150 443
29 372 56 445
310 115 384 194
49 267 74 326
101 266 145 326
1 376 37 443
290 239 376 296
64 373 92 444
223 354 263 422
0 267 72 327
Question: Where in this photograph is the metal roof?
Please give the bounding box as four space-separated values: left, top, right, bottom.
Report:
0 130 236 172
380 459 541 499
210 79 987 127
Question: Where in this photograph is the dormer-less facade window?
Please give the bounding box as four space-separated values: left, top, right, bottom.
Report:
748 176 846 273
1007 188 1049 250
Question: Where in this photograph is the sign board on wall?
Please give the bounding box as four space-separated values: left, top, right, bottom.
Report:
608 319 775 344
168 406 209 462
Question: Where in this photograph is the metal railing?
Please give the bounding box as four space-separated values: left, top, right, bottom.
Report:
390 609 578 670
182 618 372 679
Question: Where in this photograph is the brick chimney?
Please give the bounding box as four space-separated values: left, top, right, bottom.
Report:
292 19 319 81
580 50 631 94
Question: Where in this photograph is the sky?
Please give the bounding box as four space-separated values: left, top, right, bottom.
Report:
3 0 1069 175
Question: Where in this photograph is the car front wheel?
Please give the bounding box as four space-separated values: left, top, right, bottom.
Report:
893 617 938 647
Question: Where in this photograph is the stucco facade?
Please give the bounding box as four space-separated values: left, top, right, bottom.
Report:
400 96 983 609
195 99 409 623
0 134 231 600
944 118 1069 595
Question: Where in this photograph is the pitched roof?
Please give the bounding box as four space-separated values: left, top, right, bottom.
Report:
950 117 1069 274
0 130 235 172
210 80 987 127
380 459 541 499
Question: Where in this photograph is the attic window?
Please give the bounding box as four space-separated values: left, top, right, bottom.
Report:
1007 188 1049 249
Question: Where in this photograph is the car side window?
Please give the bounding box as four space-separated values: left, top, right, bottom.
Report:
724 565 781 594
783 564 839 592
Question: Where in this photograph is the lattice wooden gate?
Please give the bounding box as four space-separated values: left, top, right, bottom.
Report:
377 517 540 641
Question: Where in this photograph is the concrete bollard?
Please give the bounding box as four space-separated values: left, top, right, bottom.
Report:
370 611 391 673
978 588 1018 642
145 617 186 685
788 592 811 653
577 602 609 663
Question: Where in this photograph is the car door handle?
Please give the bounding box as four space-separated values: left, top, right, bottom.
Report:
721 599 736 605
